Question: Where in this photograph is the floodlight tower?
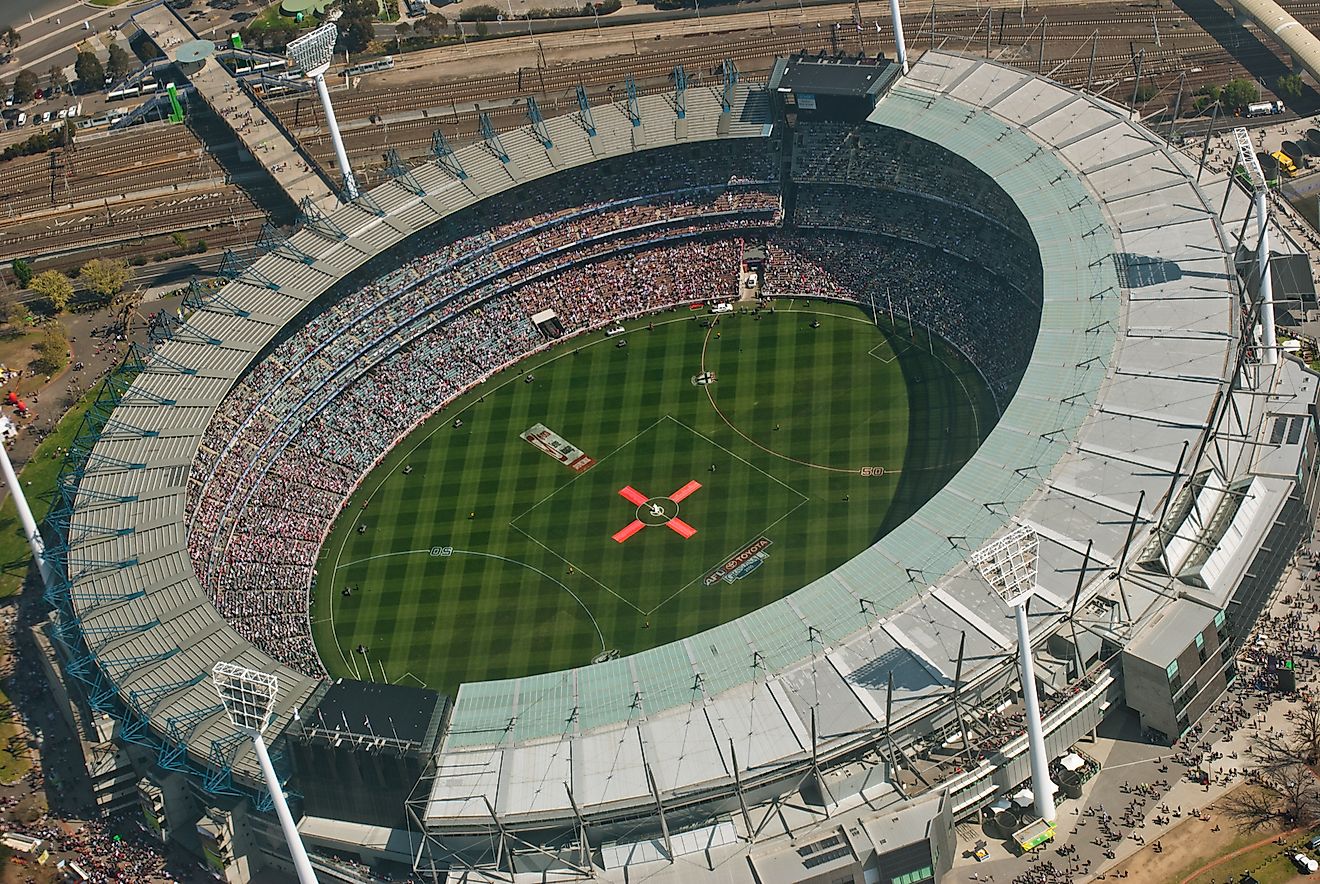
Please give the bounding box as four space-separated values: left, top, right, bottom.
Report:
889 0 909 74
0 443 49 587
970 526 1055 824
287 23 358 200
1233 126 1276 366
212 662 319 884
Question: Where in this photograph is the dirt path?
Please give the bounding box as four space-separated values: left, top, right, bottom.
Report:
1176 826 1305 884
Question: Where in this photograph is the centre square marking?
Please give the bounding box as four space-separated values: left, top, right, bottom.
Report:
612 480 702 543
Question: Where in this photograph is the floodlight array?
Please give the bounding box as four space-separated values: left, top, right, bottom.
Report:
212 661 278 734
969 525 1040 606
1233 127 1266 192
287 23 338 79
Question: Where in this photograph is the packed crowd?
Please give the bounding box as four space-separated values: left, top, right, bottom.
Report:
793 182 1042 297
0 813 176 882
187 142 780 674
791 122 1032 243
186 134 1042 677
760 229 1037 405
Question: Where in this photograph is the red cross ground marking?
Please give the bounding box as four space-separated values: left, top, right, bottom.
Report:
611 481 702 543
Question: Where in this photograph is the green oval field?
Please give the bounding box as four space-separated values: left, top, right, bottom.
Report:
312 301 997 694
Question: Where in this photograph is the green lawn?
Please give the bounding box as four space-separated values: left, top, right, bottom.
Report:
313 302 997 694
0 382 106 598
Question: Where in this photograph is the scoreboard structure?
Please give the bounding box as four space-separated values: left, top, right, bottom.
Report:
769 53 901 122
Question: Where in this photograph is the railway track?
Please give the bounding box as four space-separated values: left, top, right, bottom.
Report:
5 0 1318 264
0 189 264 261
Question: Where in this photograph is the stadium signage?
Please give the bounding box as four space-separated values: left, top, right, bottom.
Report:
704 537 773 586
523 423 596 472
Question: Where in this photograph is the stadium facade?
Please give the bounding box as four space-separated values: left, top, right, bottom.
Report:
36 48 1319 884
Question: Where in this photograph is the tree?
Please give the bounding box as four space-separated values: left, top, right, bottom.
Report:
395 21 413 39
338 18 375 54
0 27 19 55
417 14 448 35
1221 711 1320 832
0 292 20 329
46 64 67 94
11 69 36 104
106 43 134 82
29 270 72 313
34 323 68 375
73 51 104 92
11 259 31 289
1221 78 1259 113
78 258 130 300
460 4 501 20
1277 73 1304 103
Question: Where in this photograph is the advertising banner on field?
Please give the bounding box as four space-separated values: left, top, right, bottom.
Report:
523 423 595 472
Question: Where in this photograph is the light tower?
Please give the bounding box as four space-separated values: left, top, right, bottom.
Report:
287 23 358 200
1233 126 1276 366
970 525 1055 824
0 443 50 587
889 0 909 74
212 662 319 884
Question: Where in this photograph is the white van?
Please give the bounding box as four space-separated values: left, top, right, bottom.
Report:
710 302 734 314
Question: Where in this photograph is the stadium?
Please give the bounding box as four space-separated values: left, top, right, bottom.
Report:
38 30 1320 884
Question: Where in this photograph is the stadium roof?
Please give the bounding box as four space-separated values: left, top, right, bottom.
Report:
425 50 1240 827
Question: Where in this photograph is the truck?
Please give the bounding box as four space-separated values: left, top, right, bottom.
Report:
1247 100 1285 117
1272 150 1299 177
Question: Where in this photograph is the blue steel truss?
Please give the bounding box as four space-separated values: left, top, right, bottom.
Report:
95 646 178 681
67 586 146 607
60 550 140 583
183 276 253 317
118 710 156 748
385 148 425 195
674 66 687 120
298 196 347 241
576 85 597 136
138 347 198 377
161 703 225 772
148 311 222 347
129 673 208 719
721 58 738 113
98 353 176 407
79 617 160 641
353 187 386 217
626 75 641 127
40 331 292 813
204 732 247 796
51 519 134 549
480 113 510 163
526 96 552 149
65 441 147 473
218 249 278 290
256 222 315 265
49 469 138 509
431 130 467 179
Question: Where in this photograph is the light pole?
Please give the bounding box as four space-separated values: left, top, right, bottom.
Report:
1234 126 1277 366
212 662 319 884
971 526 1056 824
0 442 50 587
287 23 357 200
